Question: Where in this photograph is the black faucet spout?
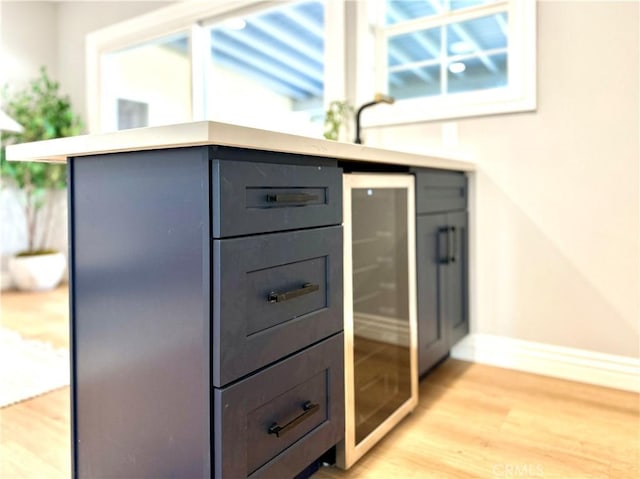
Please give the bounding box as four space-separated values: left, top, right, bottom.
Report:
354 101 378 144
354 93 395 144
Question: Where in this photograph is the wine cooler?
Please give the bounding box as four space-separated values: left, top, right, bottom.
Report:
337 173 418 469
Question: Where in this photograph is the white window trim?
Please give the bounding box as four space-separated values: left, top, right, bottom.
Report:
86 0 344 134
87 0 256 133
358 0 536 127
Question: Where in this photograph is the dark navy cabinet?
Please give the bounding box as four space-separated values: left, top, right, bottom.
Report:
69 146 344 478
412 169 469 376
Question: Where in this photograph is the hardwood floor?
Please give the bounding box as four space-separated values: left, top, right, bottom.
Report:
1 285 70 479
0 285 69 350
1 286 638 478
316 360 639 479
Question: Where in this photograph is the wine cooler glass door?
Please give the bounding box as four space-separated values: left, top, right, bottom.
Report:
339 174 418 469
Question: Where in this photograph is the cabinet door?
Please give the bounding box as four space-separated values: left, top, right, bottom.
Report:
447 211 469 346
416 214 450 376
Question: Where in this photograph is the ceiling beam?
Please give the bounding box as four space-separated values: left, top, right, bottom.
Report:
386 1 440 59
212 51 307 100
249 16 323 67
281 3 324 39
387 44 433 82
210 33 322 98
214 27 323 83
448 23 498 72
425 0 498 73
495 12 508 37
386 2 437 82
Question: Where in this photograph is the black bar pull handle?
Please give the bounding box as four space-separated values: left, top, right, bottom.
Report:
438 226 450 264
266 193 319 203
450 226 457 263
268 283 319 303
268 401 319 438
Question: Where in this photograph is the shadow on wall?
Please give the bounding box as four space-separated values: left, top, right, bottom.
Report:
0 186 68 290
475 170 639 358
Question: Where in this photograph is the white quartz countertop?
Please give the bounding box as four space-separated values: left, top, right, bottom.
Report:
7 121 474 171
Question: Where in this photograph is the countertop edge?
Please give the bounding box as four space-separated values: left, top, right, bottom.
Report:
6 121 475 172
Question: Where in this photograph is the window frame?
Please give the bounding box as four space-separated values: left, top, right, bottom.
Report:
86 0 344 134
359 0 536 127
86 0 534 134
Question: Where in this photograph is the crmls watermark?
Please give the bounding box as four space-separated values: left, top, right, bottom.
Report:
492 463 544 477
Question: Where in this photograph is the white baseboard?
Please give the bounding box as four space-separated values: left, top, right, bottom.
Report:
451 334 640 393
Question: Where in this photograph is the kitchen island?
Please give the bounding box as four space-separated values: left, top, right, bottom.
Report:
8 121 473 479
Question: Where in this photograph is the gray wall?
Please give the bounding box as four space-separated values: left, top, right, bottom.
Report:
1 1 59 86
0 1 169 289
55 1 172 124
366 1 639 358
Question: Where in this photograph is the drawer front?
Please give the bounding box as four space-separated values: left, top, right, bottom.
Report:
414 169 467 214
212 160 342 237
214 333 344 479
212 226 343 387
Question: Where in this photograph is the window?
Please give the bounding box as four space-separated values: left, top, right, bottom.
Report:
363 0 536 125
102 32 191 131
87 0 343 135
203 1 325 136
87 0 533 133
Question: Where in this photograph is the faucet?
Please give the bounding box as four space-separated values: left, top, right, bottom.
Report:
354 93 395 144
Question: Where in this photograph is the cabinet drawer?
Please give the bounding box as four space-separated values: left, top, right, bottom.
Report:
211 160 342 237
414 169 467 214
214 333 344 479
212 226 343 387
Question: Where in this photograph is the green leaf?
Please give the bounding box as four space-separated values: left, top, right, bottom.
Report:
323 100 353 141
1 66 83 252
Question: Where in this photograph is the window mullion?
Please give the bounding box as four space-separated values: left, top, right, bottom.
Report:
324 0 346 106
441 21 447 96
382 1 509 37
190 23 207 121
375 26 388 98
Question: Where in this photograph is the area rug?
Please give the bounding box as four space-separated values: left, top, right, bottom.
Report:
0 327 70 408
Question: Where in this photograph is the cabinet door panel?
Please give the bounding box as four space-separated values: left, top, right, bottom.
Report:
447 211 469 346
416 214 450 376
70 149 211 478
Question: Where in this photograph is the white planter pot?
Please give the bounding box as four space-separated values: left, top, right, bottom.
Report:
8 252 66 291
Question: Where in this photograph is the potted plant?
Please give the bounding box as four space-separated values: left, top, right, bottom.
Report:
324 100 353 141
0 67 83 291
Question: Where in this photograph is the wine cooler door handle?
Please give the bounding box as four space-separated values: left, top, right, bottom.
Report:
268 401 320 438
268 283 319 303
